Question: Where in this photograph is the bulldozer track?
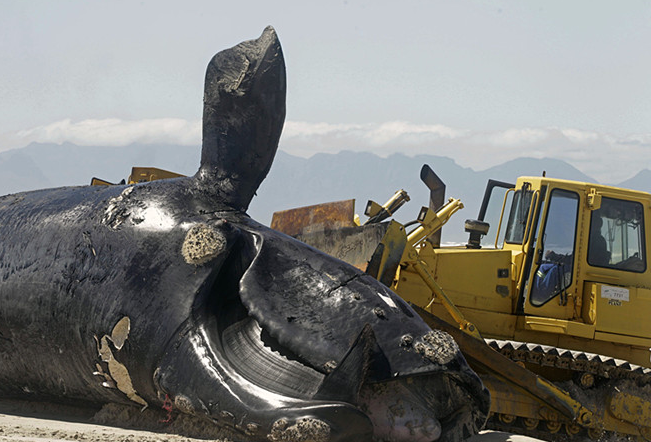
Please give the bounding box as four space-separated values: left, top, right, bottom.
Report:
483 339 651 441
487 339 651 382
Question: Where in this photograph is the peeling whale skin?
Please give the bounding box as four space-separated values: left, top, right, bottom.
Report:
0 27 489 442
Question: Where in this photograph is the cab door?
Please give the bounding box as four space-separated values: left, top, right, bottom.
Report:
584 193 651 338
521 187 581 319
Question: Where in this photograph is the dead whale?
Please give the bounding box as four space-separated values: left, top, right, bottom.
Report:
0 27 489 442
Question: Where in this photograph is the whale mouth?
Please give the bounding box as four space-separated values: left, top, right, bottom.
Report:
221 316 325 399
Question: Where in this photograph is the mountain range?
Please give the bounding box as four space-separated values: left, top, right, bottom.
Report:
1 142 649 243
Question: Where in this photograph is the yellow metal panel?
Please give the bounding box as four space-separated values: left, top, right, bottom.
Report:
90 177 113 186
427 248 514 312
428 304 517 339
582 282 597 324
639 288 651 300
519 316 595 339
461 307 517 339
395 265 434 310
481 375 544 417
128 167 184 184
593 283 651 338
594 331 651 348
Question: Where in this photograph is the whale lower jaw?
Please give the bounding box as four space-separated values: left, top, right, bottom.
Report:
156 318 375 441
155 313 486 442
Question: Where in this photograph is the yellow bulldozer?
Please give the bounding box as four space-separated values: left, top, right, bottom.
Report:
270 165 651 441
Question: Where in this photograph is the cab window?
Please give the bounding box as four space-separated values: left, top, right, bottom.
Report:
505 188 533 244
588 197 645 272
530 189 579 306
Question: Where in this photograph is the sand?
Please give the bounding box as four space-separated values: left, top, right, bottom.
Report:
0 411 543 442
0 412 199 442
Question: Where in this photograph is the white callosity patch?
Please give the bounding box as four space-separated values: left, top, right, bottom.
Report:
182 223 227 265
102 186 135 229
414 330 459 366
92 362 115 389
172 395 195 414
94 316 147 408
268 417 331 442
110 316 130 350
101 186 175 231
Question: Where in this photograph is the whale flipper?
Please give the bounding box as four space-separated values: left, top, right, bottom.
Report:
198 26 286 211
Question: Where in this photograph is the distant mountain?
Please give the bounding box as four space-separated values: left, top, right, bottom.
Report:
1 142 649 244
480 157 595 184
0 150 52 193
0 142 199 195
252 152 601 243
617 169 651 193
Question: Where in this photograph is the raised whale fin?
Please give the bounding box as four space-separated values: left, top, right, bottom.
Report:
197 26 286 212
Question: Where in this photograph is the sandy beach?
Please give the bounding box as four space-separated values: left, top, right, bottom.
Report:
0 403 544 442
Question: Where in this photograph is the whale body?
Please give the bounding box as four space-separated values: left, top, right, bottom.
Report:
0 27 489 442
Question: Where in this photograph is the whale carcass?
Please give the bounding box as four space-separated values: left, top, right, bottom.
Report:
0 27 489 442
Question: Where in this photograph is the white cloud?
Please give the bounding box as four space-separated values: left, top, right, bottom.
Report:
282 121 364 137
280 121 467 154
560 128 600 144
484 128 550 147
13 118 201 148
364 121 467 145
4 117 651 184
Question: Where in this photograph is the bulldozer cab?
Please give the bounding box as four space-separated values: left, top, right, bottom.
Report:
483 176 650 347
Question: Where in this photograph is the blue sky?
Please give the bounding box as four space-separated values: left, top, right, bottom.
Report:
2 1 651 183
